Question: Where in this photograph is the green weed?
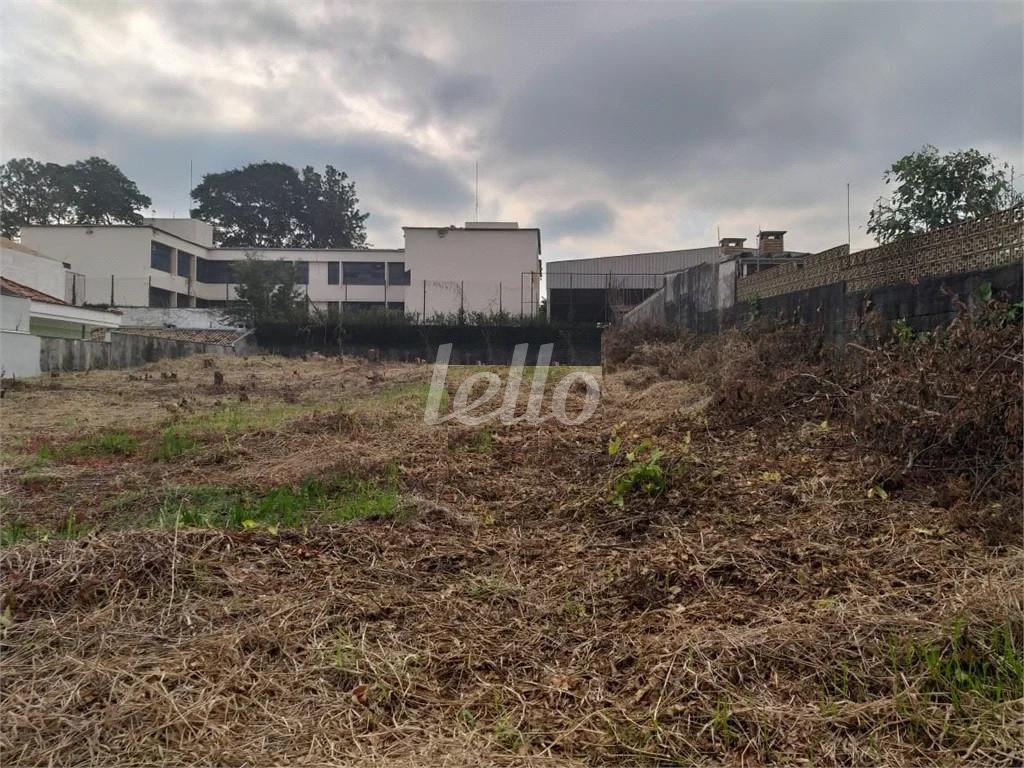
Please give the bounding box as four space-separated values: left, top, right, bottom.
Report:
0 520 29 546
608 433 667 508
154 427 198 461
889 620 1023 708
61 432 139 458
147 474 400 530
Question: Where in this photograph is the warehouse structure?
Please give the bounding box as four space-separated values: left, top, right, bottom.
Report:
545 231 806 323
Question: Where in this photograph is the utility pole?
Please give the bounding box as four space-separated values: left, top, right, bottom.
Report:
846 182 852 247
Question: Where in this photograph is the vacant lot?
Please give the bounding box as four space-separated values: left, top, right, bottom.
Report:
1 324 1021 766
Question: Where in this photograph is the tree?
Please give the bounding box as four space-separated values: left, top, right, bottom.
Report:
227 254 307 325
190 162 368 248
0 156 151 238
300 165 369 248
867 145 1020 244
63 157 152 225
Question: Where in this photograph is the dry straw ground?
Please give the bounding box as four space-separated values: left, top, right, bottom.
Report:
1 309 1021 766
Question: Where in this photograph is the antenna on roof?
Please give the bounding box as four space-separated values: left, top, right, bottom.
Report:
189 160 193 214
474 162 479 221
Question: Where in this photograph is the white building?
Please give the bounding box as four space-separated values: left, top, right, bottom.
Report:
1 238 121 378
20 219 542 320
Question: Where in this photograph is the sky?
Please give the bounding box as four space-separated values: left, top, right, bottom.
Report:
1 1 1021 261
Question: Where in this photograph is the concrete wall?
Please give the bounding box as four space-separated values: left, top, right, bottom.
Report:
1 294 41 378
1 241 67 299
118 306 241 330
725 263 1022 343
1 332 41 378
255 322 603 365
39 332 238 373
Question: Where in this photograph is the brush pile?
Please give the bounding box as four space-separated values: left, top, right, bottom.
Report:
605 299 1023 506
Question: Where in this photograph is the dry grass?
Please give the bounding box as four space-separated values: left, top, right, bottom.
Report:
1 335 1021 766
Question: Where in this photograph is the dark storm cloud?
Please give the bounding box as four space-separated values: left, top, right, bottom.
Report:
4 85 473 244
1 1 1020 254
495 3 1022 187
538 201 615 240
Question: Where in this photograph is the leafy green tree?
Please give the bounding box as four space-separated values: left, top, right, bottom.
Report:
1 156 151 238
868 145 1020 243
190 162 368 248
63 157 152 225
228 254 307 325
300 165 369 248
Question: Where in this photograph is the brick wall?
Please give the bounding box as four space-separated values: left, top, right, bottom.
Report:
736 205 1023 301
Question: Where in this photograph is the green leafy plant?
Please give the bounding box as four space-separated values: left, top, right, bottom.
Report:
609 433 667 508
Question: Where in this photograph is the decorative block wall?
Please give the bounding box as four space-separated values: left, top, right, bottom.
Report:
736 205 1023 301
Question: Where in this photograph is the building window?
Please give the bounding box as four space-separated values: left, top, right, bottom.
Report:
294 260 309 284
343 261 386 285
327 301 340 319
149 286 172 307
327 261 340 285
197 257 236 284
178 250 193 278
387 262 411 286
150 242 172 272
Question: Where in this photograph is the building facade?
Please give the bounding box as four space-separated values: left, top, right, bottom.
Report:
20 219 542 319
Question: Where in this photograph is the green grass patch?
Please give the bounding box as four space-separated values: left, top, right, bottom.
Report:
147 474 401 530
1 511 90 547
154 427 198 461
0 520 30 546
889 620 1023 707
177 402 315 436
36 431 139 461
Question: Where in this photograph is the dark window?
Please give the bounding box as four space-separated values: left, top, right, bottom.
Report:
294 260 309 284
148 286 172 307
197 257 236 284
178 250 193 278
327 261 340 285
343 261 386 285
150 242 172 272
388 262 411 286
327 301 340 319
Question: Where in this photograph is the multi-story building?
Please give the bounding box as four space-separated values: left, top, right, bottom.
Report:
20 219 542 319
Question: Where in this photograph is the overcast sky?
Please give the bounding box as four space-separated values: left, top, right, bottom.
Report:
1 1 1020 259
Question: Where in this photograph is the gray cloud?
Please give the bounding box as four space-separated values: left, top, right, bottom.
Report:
538 201 615 240
1 1 1020 256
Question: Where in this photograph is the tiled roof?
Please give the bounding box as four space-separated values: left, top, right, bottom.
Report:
113 327 249 345
0 276 69 305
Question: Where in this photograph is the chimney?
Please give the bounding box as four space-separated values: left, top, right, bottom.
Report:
758 230 785 256
719 237 747 257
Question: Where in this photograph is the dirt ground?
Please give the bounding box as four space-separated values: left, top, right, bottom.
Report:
0 335 1021 766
